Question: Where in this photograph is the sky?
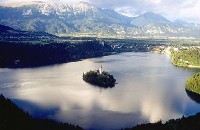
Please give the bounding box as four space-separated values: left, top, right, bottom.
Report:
0 0 200 23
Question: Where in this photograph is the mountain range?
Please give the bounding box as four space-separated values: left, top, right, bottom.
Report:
0 24 56 41
0 1 200 38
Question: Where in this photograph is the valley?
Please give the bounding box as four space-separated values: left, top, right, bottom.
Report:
1 24 200 68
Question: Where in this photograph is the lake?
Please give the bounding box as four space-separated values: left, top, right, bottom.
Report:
0 52 200 130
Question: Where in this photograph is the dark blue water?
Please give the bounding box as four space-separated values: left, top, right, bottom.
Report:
0 52 200 130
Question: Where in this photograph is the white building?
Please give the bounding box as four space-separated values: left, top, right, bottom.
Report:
97 65 102 74
99 65 102 74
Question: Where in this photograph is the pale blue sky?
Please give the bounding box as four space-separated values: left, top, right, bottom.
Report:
1 0 200 23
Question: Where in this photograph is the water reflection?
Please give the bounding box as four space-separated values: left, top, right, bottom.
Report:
0 52 200 130
186 90 200 104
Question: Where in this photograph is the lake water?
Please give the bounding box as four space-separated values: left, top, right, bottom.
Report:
0 52 200 130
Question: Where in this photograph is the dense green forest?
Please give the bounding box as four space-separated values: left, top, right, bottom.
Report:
171 48 200 67
0 94 83 130
0 38 167 68
124 113 200 130
83 70 116 88
0 41 113 68
170 47 200 95
186 72 200 95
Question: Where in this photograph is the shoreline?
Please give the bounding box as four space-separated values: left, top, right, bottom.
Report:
188 65 200 68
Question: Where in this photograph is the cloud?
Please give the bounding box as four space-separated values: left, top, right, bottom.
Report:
0 0 199 23
0 0 81 3
85 0 200 23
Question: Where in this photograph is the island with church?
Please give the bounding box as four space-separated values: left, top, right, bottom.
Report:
83 66 116 88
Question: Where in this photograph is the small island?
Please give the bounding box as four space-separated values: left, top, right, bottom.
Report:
186 72 200 95
83 66 116 88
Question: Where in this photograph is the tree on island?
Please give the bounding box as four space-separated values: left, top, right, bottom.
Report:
83 68 116 88
186 72 200 95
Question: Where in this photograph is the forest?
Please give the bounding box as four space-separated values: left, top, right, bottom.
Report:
0 40 113 68
124 113 200 130
186 72 200 95
170 47 200 95
83 70 116 88
171 48 200 67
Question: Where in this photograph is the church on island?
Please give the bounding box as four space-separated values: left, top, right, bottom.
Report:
96 65 102 75
82 65 116 88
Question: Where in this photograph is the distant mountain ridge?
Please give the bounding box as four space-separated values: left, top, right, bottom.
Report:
0 1 199 38
0 24 56 41
131 12 172 27
174 19 200 30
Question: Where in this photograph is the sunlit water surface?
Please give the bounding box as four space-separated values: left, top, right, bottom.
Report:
0 52 200 130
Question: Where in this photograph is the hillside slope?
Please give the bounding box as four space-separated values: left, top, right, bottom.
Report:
0 1 199 37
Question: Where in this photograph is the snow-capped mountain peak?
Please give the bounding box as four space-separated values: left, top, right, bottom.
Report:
0 1 199 37
1 1 37 7
0 0 97 16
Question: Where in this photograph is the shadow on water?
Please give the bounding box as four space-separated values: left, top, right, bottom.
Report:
92 59 125 63
87 83 116 89
12 99 59 119
186 89 200 104
1 52 200 130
